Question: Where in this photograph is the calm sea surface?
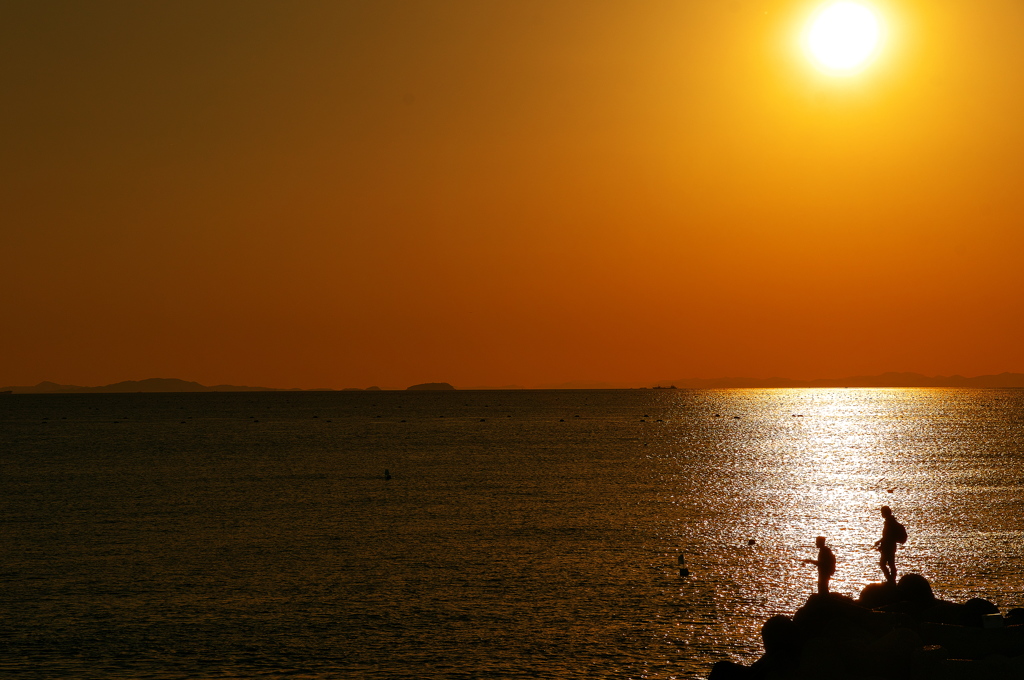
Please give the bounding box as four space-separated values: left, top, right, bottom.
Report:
2 388 1024 679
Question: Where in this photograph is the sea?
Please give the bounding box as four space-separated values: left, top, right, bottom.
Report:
2 388 1024 679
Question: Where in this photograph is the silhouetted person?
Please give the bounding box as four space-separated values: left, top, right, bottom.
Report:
383 469 391 481
873 505 906 583
803 536 836 595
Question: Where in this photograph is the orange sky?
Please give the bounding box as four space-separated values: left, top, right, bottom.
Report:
3 0 1024 388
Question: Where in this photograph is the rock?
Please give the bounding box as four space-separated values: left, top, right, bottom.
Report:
1006 608 1024 626
984 613 1007 629
942 658 986 679
964 598 1001 626
793 593 873 636
761 614 800 660
707 660 756 679
858 581 900 609
704 574 1022 680
921 599 980 627
924 598 1001 628
916 644 948 678
919 622 1024 660
795 634 866 679
864 627 923 677
957 653 1024 680
863 609 918 636
896 573 935 607
753 614 803 676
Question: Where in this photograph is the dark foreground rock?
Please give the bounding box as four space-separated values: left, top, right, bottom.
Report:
708 574 1024 679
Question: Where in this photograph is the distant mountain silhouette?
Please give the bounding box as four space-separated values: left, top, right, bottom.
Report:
654 372 1024 388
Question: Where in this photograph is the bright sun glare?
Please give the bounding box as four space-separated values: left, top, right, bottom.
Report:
806 2 882 74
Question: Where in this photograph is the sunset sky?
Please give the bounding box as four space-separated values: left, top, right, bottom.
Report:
4 0 1024 389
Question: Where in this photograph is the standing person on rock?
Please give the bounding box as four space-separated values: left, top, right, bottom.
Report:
802 536 836 595
873 505 907 583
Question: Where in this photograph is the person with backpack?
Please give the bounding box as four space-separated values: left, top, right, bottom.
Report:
802 536 836 595
873 505 907 583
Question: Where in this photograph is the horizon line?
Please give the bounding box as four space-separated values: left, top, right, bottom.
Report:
5 371 1024 393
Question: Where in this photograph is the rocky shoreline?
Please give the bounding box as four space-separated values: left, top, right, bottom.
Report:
708 574 1024 680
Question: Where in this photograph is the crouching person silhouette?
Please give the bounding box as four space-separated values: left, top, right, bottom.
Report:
802 536 836 595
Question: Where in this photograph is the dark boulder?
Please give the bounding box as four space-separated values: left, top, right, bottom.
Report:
793 592 873 635
864 627 923 678
917 644 949 678
794 634 869 680
858 581 900 609
704 572 1021 680
964 597 1000 625
921 599 979 627
922 598 999 628
750 615 802 676
707 660 757 679
1006 608 1024 626
896 573 935 607
862 609 918 635
919 621 1024 660
761 614 800 659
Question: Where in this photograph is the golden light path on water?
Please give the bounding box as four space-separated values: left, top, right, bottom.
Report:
645 388 1024 663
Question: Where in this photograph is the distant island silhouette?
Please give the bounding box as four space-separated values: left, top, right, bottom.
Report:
0 378 291 394
406 382 456 391
3 372 1024 393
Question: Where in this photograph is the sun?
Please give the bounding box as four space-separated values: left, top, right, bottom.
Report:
805 2 882 74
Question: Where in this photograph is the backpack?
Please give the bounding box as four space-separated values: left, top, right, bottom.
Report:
892 520 908 544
